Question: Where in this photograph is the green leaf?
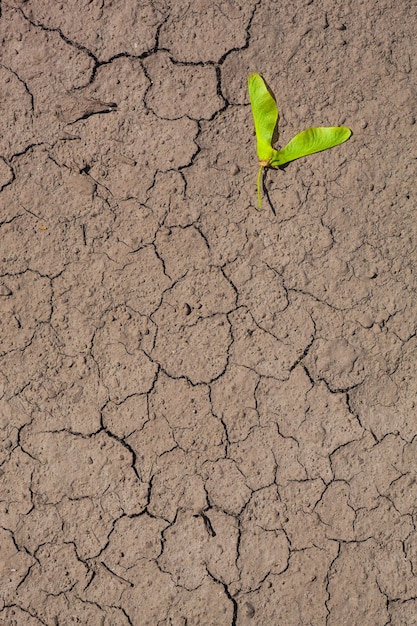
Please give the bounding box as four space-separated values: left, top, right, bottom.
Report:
270 126 352 167
248 73 278 164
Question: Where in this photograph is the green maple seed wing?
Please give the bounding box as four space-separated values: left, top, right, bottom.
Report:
248 73 278 163
270 126 352 167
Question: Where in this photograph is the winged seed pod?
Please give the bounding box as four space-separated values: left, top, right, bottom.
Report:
248 73 352 209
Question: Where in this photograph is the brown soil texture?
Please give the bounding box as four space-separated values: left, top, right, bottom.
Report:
1 1 417 625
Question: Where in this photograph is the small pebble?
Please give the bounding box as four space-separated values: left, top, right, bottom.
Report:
0 283 12 296
245 602 256 618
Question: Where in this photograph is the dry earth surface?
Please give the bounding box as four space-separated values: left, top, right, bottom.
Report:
1 0 417 624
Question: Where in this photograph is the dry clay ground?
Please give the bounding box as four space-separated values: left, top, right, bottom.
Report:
0 0 416 624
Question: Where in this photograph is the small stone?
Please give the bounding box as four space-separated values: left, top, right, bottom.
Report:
0 283 12 296
245 602 256 618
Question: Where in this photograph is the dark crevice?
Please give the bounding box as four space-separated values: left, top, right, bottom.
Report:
119 606 135 626
324 542 341 625
217 0 261 65
15 5 99 66
178 120 202 171
0 212 22 229
0 62 34 110
10 142 51 162
206 569 238 626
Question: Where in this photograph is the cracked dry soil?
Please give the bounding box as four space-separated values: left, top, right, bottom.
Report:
0 1 416 625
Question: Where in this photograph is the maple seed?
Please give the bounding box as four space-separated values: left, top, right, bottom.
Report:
248 73 352 209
